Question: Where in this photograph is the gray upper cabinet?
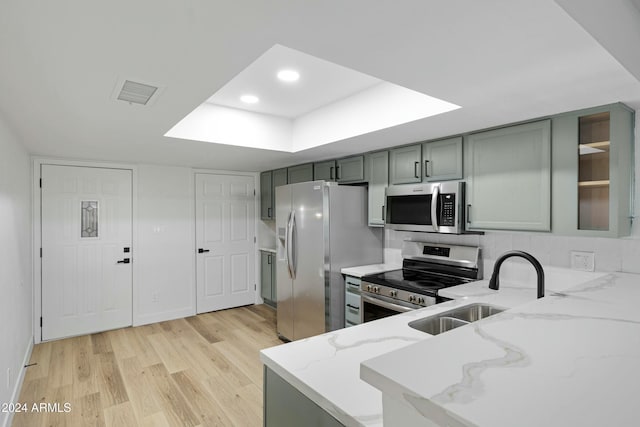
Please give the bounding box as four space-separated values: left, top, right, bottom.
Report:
389 144 422 184
422 136 463 182
551 103 634 237
288 164 313 184
260 171 273 220
366 151 389 227
313 160 336 181
336 155 364 183
261 168 287 220
466 120 551 231
273 168 288 190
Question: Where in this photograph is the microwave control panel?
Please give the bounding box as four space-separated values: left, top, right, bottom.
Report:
440 194 456 226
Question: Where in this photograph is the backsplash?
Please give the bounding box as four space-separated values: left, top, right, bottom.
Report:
384 229 640 275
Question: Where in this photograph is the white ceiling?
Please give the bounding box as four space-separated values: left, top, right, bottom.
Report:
0 0 639 172
206 44 382 119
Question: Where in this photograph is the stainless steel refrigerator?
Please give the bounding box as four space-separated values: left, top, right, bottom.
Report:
275 181 383 341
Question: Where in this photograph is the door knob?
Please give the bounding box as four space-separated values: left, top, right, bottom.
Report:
117 258 130 264
198 248 210 253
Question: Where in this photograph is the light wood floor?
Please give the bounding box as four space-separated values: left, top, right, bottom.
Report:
13 304 282 427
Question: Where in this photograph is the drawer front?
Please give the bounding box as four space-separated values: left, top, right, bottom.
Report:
345 292 361 325
345 276 361 294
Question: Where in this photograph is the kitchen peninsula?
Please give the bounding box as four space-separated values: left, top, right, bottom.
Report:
260 270 640 426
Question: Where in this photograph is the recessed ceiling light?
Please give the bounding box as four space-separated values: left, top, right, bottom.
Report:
277 69 300 82
240 94 259 104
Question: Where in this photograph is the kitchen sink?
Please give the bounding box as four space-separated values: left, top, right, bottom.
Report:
408 303 506 335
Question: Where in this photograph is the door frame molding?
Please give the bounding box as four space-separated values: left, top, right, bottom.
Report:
32 158 138 344
192 169 261 308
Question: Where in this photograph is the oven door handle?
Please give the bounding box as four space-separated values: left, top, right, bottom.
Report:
361 294 415 313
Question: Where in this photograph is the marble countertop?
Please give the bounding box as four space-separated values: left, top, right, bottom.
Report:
259 267 622 427
361 272 640 427
261 299 479 426
341 263 401 278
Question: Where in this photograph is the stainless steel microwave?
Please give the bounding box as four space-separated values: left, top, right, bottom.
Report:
385 182 465 234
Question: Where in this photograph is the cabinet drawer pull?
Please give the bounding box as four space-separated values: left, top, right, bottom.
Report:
414 161 420 178
347 304 360 310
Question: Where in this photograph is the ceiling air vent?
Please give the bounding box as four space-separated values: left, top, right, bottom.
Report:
117 80 158 105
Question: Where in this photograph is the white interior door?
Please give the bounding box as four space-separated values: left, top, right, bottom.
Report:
195 173 256 313
41 165 133 341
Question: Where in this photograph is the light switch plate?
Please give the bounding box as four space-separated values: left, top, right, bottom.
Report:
570 251 595 271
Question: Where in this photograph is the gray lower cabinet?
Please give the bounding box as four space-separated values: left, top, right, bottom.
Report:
288 163 313 184
344 276 361 326
551 103 634 237
422 136 463 182
260 251 276 305
314 160 336 181
389 144 422 184
264 366 344 427
336 155 364 183
466 120 551 231
366 150 389 226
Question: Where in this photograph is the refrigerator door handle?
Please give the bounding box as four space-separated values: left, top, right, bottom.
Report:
290 210 297 279
431 184 440 232
285 211 293 279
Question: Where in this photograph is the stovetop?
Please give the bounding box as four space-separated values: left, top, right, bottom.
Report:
362 268 471 296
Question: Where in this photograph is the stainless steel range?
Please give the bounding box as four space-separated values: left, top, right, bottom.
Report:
360 242 481 323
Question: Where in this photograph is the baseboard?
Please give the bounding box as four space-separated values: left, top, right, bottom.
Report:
2 336 34 427
133 306 196 327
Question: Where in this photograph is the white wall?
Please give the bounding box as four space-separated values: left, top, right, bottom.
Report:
135 165 196 325
0 116 32 427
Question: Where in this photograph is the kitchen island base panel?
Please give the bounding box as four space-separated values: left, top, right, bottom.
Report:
264 366 344 427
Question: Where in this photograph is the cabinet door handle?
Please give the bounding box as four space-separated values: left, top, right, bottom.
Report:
414 161 420 178
198 248 210 253
267 254 272 264
381 205 385 221
117 258 130 264
424 160 430 177
330 166 334 180
336 166 340 180
466 204 471 223
267 207 272 218
347 304 360 310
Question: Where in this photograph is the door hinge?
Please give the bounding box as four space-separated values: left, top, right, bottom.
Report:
40 317 42 327
40 248 42 258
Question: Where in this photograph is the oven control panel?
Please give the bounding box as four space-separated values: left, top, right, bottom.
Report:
361 282 436 308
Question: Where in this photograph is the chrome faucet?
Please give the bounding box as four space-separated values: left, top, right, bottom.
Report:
488 251 545 298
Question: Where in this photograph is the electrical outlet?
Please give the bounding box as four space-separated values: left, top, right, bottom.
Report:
571 251 595 272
